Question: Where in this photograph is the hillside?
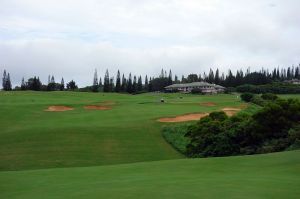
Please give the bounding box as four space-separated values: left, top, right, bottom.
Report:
1 150 299 199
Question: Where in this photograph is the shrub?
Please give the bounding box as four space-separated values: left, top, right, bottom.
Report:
261 93 278 101
240 93 254 102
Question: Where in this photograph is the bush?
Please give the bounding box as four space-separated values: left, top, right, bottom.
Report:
240 93 254 102
251 95 265 106
261 93 278 101
184 98 300 157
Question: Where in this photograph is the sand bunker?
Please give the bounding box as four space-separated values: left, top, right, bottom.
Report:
45 106 74 112
158 113 209 123
200 102 217 107
222 107 241 116
84 105 112 110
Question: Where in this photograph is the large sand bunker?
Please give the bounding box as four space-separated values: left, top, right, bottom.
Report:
45 106 74 112
158 113 209 123
158 106 243 123
84 105 112 110
222 107 241 116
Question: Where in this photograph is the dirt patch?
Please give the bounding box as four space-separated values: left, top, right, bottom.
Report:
84 105 112 110
45 106 74 112
200 102 217 107
222 107 241 116
158 113 209 123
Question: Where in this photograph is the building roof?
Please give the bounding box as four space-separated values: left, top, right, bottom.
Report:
165 82 225 89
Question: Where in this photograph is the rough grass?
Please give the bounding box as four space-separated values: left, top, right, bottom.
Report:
0 150 299 199
162 124 191 154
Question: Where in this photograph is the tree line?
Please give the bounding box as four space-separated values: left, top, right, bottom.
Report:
2 64 300 92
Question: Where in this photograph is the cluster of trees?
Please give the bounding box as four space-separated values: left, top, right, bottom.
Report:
89 69 173 93
236 83 300 94
2 64 300 92
185 97 300 157
18 75 77 91
180 65 300 88
2 70 12 91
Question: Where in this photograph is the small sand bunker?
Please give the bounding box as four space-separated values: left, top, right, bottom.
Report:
158 113 209 123
222 107 241 116
46 106 74 112
200 102 217 107
84 105 112 110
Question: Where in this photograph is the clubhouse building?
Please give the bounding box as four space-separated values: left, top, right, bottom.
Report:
165 82 225 94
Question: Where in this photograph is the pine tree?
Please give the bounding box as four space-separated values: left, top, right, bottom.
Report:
208 68 214 83
115 70 121 92
132 75 137 93
6 73 12 91
168 70 172 85
137 76 143 91
60 78 65 91
92 69 99 92
144 75 149 91
109 77 114 92
51 75 55 84
127 73 132 93
148 77 152 92
214 69 220 84
174 75 178 83
2 70 6 90
121 74 126 92
21 77 26 90
103 69 110 92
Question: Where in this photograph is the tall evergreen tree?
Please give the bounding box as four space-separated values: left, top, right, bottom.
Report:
60 78 65 91
21 77 26 90
103 69 110 92
137 76 143 91
92 69 99 92
144 75 149 91
5 73 12 91
2 70 6 90
208 68 214 83
168 70 172 85
115 70 121 92
148 77 152 92
109 77 114 92
121 74 126 92
132 75 137 93
214 69 220 84
127 73 132 93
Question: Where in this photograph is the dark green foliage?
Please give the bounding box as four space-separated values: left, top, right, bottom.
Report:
185 98 300 157
240 93 254 102
115 70 121 92
60 78 65 91
66 80 77 90
103 70 110 92
237 83 300 94
2 70 12 91
92 69 99 92
261 93 278 100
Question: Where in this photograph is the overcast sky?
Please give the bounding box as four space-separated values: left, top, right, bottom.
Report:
1 0 300 87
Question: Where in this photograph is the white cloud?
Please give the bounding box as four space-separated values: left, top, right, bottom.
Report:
0 0 299 86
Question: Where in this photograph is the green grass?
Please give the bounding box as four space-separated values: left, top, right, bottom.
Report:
0 91 249 171
0 150 299 199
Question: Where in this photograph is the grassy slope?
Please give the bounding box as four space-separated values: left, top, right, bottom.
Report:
0 92 248 171
0 150 299 199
